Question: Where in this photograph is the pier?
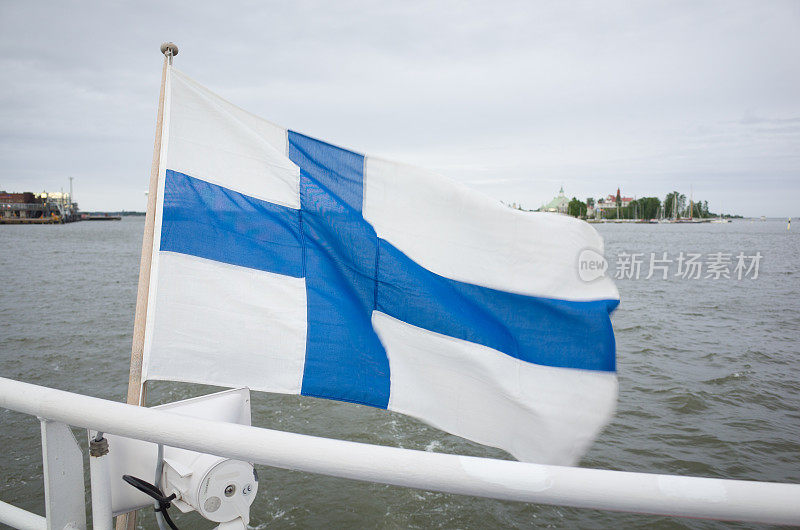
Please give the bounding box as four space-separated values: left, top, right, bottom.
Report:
82 214 122 221
0 191 80 224
0 188 125 224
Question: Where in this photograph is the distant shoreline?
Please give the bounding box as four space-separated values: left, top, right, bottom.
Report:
81 211 145 216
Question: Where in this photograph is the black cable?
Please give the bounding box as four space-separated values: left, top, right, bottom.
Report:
160 506 178 530
121 474 179 530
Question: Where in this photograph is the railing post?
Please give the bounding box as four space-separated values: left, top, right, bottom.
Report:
40 419 86 529
89 432 114 530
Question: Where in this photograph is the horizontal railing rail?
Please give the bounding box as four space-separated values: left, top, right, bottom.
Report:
0 500 46 530
0 376 798 526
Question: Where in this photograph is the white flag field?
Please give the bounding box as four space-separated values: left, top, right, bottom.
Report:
140 66 620 465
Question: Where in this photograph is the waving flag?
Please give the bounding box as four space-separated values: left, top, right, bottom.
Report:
141 67 620 465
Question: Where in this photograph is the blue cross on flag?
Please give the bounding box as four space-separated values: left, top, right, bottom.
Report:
141 68 620 465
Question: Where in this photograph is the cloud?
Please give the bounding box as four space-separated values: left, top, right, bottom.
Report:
0 0 798 216
740 111 800 126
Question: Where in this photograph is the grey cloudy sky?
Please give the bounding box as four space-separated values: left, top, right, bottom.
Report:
1 1 798 216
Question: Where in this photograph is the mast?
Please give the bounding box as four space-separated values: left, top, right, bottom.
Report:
673 192 677 220
126 41 176 407
117 42 176 530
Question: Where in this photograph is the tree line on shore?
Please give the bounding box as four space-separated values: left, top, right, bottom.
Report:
567 191 736 220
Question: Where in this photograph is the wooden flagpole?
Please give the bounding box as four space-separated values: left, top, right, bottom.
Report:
117 42 177 530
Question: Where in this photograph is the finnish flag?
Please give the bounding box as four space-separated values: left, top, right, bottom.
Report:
141 68 620 465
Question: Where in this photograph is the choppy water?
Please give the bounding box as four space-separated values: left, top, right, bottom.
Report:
1 218 798 529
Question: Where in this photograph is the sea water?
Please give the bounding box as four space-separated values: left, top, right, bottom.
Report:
1 218 798 529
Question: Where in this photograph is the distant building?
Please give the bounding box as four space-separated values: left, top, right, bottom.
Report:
595 188 633 216
0 190 78 223
539 186 570 214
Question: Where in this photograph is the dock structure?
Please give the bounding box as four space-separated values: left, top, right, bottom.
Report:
0 191 80 224
82 213 122 221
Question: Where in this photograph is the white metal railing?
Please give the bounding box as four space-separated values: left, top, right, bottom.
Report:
1 375 799 528
0 500 46 530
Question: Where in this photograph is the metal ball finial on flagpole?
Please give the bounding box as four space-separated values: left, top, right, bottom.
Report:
160 42 178 64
